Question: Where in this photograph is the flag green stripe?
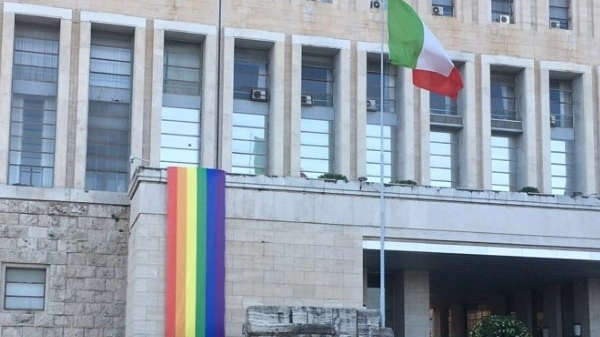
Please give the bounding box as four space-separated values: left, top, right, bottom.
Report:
388 0 425 68
196 169 207 337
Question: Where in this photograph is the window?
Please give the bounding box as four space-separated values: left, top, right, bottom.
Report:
491 0 513 22
232 47 269 175
86 31 133 192
549 0 570 29
4 267 46 310
301 53 335 178
430 131 457 187
160 40 202 167
550 140 574 195
365 58 397 182
302 55 334 107
491 135 518 191
490 73 517 121
549 80 573 128
430 93 457 116
432 0 454 17
8 22 59 187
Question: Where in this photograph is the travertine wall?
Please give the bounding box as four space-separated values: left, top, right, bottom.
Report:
0 189 129 337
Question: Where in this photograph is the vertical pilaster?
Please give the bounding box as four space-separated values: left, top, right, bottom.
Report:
544 284 562 337
335 47 351 177
54 18 72 188
289 40 302 177
269 40 285 176
0 12 14 185
398 68 415 180
73 20 91 189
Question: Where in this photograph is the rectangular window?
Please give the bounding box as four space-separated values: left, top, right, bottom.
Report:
301 53 336 178
549 80 573 128
491 135 518 191
490 73 517 121
550 139 575 195
365 57 397 182
366 125 393 182
232 47 270 175
302 55 334 107
86 31 133 192
491 0 513 22
432 0 454 17
301 119 332 178
161 40 202 167
234 48 269 100
430 93 458 116
8 22 59 187
549 0 570 29
430 131 457 187
4 267 46 310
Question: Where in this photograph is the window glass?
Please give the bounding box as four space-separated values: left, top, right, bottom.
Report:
4 268 46 310
161 39 202 167
491 135 517 191
234 48 269 99
8 23 59 187
550 139 574 195
432 0 454 16
300 119 332 178
430 93 458 115
302 55 334 107
490 73 517 121
86 32 132 192
366 124 393 182
367 60 396 113
549 80 573 128
549 0 570 29
491 0 513 22
430 131 456 187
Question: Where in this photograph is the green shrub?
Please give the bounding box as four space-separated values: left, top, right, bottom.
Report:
519 186 540 193
318 173 348 182
471 315 532 337
390 179 418 186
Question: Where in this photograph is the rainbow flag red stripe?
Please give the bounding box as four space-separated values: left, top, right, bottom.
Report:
166 167 225 337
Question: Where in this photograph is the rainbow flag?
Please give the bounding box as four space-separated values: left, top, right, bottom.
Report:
166 167 225 337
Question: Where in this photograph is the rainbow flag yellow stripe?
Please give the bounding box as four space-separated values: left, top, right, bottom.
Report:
166 167 225 337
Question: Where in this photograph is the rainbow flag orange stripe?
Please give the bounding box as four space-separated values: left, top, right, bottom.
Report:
166 167 225 337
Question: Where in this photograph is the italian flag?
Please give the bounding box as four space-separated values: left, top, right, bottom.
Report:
388 0 463 99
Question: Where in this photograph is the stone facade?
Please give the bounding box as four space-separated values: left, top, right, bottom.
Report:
0 188 129 337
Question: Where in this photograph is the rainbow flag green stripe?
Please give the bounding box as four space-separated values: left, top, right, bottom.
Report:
166 167 225 337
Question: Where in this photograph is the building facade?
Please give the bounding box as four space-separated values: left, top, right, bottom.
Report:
1 0 600 336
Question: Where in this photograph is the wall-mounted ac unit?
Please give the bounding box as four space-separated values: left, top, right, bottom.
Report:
432 6 444 16
498 14 511 24
550 115 558 127
366 99 378 112
251 89 269 102
550 20 561 28
370 0 381 8
301 94 313 106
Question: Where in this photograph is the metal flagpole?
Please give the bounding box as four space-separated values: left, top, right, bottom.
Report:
378 0 386 329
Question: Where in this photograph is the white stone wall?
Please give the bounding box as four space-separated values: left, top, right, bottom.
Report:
0 187 129 337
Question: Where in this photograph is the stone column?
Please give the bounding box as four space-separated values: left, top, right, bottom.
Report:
449 304 466 337
125 168 168 337
573 278 600 337
515 289 533 331
543 284 562 337
393 270 430 337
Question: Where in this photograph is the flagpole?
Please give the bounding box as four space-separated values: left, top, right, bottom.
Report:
378 0 386 329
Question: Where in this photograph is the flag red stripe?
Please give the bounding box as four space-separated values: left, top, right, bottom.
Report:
165 167 178 337
412 67 463 100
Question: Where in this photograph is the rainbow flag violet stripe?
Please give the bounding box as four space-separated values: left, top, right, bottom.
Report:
387 0 463 99
166 167 226 337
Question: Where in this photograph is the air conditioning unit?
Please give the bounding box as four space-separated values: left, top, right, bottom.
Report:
370 0 381 8
550 20 561 29
498 14 511 24
366 99 378 112
301 94 313 106
432 5 444 16
550 115 558 127
251 89 269 102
